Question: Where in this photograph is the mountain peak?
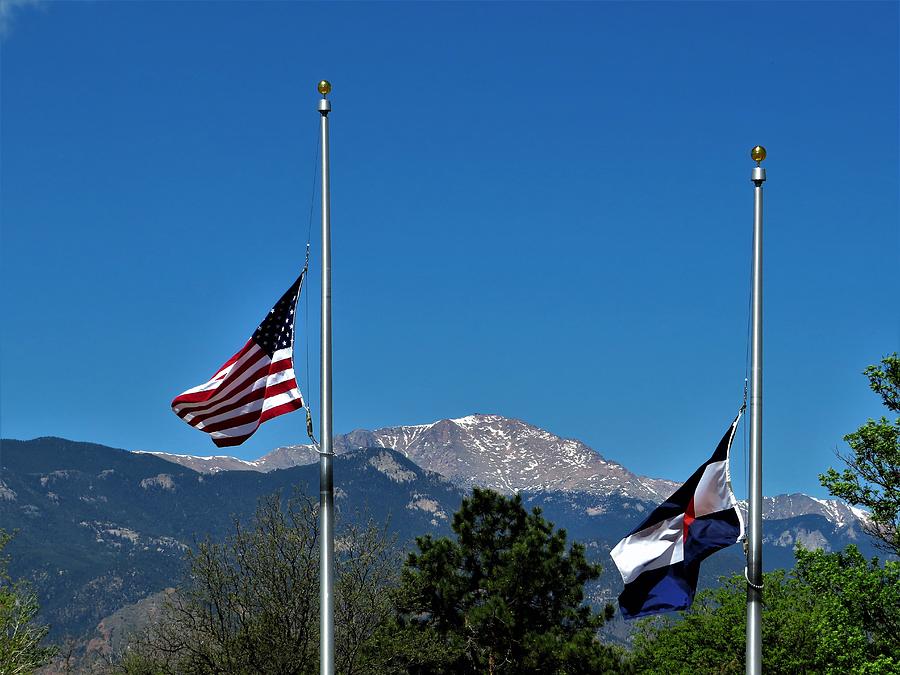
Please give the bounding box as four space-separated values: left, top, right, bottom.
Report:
448 413 505 425
325 413 675 502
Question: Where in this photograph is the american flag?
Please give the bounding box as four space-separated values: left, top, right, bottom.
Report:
171 272 306 447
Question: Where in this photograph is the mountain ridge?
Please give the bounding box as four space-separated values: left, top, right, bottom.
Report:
1 437 463 640
135 413 866 527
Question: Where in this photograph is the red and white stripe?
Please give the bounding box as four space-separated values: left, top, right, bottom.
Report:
171 340 303 447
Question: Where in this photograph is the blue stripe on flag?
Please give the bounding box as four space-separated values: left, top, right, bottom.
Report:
618 507 742 619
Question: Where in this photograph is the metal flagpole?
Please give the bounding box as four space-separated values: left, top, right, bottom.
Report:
746 145 766 675
317 79 335 675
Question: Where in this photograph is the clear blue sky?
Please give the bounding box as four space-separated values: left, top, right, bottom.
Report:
1 1 897 499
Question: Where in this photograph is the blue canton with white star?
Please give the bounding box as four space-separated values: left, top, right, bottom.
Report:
252 273 303 357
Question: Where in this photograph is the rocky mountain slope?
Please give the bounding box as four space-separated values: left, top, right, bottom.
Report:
1 437 461 640
143 413 866 526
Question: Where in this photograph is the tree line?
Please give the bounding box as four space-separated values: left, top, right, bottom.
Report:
3 355 898 674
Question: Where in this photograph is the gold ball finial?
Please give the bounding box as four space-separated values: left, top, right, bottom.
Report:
317 80 332 96
750 145 767 164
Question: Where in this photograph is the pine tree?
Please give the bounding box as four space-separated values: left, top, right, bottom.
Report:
369 488 626 674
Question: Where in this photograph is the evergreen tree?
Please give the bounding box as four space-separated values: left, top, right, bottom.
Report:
369 488 625 674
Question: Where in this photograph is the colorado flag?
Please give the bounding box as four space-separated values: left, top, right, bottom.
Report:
610 412 744 619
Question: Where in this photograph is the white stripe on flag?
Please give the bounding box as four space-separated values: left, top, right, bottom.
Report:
610 456 744 586
179 363 273 420
210 419 261 441
271 347 293 362
173 346 267 412
261 388 302 413
182 367 276 423
610 513 685 585
194 398 265 430
175 344 261 398
265 368 296 388
693 458 740 518
175 367 234 397
192 371 297 428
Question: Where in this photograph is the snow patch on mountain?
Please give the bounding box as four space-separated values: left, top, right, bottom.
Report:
133 450 267 474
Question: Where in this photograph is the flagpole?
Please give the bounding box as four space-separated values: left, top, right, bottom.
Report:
317 79 335 675
746 145 766 675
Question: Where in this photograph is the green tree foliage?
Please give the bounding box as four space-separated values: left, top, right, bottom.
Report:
369 488 625 674
792 546 899 674
821 353 900 556
0 530 56 674
629 570 810 674
629 546 900 674
118 493 396 675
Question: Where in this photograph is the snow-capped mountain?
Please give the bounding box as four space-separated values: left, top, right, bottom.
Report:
144 414 676 501
140 413 866 526
759 493 869 527
133 444 323 473
332 414 679 501
130 451 271 473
